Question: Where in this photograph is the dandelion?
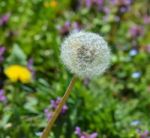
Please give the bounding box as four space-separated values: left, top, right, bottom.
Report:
4 65 32 83
40 32 111 138
44 0 58 8
49 0 57 7
61 31 111 78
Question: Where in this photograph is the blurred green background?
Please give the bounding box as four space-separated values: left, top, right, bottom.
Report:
0 0 150 138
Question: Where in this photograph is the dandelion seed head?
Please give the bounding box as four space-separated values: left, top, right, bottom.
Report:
60 31 111 78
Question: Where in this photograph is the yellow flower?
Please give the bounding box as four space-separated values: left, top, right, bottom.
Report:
4 65 32 83
44 0 58 8
50 0 57 7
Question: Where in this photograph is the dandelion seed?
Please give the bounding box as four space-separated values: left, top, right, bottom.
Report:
60 31 111 78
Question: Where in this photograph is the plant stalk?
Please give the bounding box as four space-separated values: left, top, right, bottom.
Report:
40 75 77 138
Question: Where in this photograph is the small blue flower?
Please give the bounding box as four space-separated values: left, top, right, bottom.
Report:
132 72 141 79
131 120 140 126
129 49 138 56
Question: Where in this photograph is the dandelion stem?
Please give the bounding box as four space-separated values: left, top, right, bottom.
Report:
40 75 77 138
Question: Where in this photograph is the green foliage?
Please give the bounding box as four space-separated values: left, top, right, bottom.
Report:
0 0 150 138
5 44 27 66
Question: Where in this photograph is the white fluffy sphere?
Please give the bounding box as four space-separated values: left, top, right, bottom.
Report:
60 31 111 78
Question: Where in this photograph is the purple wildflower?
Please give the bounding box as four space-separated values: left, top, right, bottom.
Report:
0 46 6 62
90 133 98 138
51 97 68 114
123 0 132 5
85 0 92 8
27 58 35 77
62 21 71 34
72 22 81 32
0 89 6 102
140 130 150 138
103 7 110 14
44 108 53 120
58 21 82 36
110 0 116 4
83 0 104 8
120 6 129 13
143 15 150 24
75 126 82 136
93 0 104 8
132 72 141 79
115 16 120 22
103 15 109 22
75 126 98 138
83 78 90 87
129 25 144 38
0 13 10 26
145 45 150 53
58 21 71 36
111 0 132 6
65 21 71 28
44 97 68 120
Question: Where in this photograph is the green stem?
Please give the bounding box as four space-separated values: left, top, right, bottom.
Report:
40 75 77 138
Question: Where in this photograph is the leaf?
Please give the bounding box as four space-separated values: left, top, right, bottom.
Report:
101 24 111 33
24 97 38 113
0 112 12 128
5 44 27 66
